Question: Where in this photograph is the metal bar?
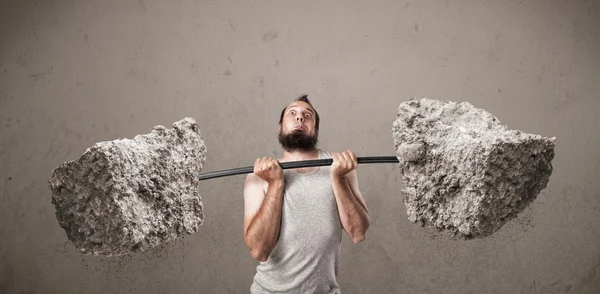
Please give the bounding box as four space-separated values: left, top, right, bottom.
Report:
198 156 399 181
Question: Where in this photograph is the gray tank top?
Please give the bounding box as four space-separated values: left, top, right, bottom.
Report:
250 149 343 294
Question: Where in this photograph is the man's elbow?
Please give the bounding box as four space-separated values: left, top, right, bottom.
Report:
352 235 365 244
350 229 368 243
250 248 269 262
245 239 270 261
351 231 367 243
351 221 370 243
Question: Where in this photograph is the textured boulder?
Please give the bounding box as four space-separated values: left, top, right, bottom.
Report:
392 98 555 239
48 117 207 256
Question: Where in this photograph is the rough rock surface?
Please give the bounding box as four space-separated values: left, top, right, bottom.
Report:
392 98 555 239
48 117 207 256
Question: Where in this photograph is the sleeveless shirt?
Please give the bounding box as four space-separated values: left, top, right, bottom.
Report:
250 149 343 294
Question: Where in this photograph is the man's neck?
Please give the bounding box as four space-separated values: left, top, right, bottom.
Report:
279 148 319 163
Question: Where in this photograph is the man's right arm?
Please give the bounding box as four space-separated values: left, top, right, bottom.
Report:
243 173 285 262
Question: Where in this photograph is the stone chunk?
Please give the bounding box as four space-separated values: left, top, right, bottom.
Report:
48 117 207 256
392 98 555 239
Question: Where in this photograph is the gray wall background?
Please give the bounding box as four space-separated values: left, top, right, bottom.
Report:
1 0 599 293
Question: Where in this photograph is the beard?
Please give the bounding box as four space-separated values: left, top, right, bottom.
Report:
278 129 318 152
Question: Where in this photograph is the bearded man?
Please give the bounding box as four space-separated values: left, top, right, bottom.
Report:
242 94 370 294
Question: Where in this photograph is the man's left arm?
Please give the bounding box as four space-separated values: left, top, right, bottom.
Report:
331 150 371 243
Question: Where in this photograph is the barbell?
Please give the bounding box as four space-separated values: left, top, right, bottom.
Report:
47 98 556 256
197 156 399 181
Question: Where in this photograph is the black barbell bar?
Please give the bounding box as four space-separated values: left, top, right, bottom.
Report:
198 156 400 181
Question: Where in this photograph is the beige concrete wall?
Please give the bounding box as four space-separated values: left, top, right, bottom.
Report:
1 0 599 293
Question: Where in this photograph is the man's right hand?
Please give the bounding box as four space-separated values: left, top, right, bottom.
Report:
253 157 284 184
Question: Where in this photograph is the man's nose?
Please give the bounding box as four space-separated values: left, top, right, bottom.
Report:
296 115 303 121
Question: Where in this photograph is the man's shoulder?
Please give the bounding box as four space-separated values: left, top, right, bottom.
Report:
318 148 332 158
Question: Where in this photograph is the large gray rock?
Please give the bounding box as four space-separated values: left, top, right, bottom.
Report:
392 98 555 239
48 117 207 256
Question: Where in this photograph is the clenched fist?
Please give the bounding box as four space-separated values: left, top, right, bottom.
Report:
253 157 284 184
330 150 358 177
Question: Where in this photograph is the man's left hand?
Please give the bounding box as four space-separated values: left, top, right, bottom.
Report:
330 150 358 177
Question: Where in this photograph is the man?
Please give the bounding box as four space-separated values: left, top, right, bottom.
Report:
243 94 370 293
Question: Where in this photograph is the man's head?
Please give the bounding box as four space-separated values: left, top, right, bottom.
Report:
278 94 320 152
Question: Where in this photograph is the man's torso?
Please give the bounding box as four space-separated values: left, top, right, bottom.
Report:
250 149 343 294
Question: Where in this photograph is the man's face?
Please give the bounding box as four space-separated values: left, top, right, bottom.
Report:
278 101 318 151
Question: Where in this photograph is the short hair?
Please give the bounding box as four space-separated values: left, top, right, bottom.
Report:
279 94 320 132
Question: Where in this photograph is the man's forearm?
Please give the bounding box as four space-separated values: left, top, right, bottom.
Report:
331 175 370 243
244 180 285 261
